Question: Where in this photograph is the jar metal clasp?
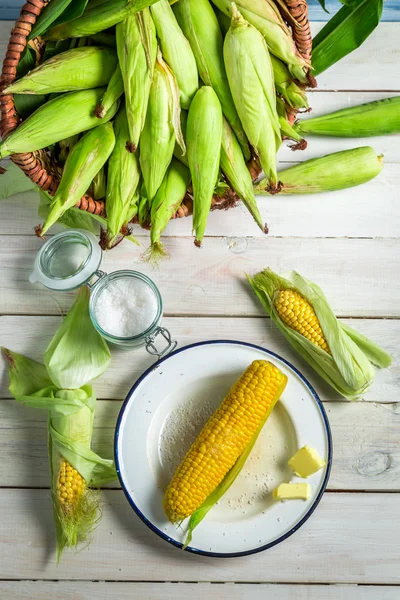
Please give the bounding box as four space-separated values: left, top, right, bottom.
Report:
145 327 177 360
87 270 107 290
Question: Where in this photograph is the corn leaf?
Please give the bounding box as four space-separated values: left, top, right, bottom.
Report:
339 322 392 369
312 0 383 76
0 162 37 199
29 0 89 40
2 349 52 396
38 191 99 234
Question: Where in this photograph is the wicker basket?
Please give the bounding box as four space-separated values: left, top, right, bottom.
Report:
0 0 313 230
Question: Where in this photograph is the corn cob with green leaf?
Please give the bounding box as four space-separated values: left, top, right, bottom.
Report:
95 64 124 119
247 269 391 400
255 147 383 195
116 8 157 152
106 104 141 248
164 360 287 537
294 97 400 138
224 5 281 190
0 88 118 159
44 0 159 40
1 47 118 95
140 50 184 202
173 0 250 160
91 166 107 200
270 55 308 111
220 119 266 233
276 96 307 148
150 0 199 109
41 123 116 235
187 86 223 246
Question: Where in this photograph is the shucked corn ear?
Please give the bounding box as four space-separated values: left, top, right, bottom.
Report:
187 86 223 246
44 0 159 40
211 0 309 83
164 360 287 523
151 0 198 109
173 0 250 160
224 5 281 189
106 104 141 248
41 123 116 235
116 8 157 152
95 64 124 119
220 119 266 233
255 147 383 195
140 51 184 202
0 88 118 159
248 269 391 400
294 97 400 138
1 47 118 95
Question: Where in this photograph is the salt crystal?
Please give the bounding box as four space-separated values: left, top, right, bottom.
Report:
94 276 158 338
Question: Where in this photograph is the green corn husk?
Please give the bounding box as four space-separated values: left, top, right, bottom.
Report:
117 8 157 152
95 65 124 119
106 104 141 248
44 0 159 40
151 0 198 109
220 119 265 233
137 183 151 227
41 123 116 235
139 51 184 202
224 5 281 189
270 55 308 111
0 161 37 198
145 158 191 262
255 147 383 195
91 166 107 200
90 31 117 47
294 97 400 138
173 109 189 167
173 0 250 160
211 0 309 83
247 268 392 400
3 288 116 561
38 190 99 235
187 86 223 246
2 47 117 95
58 134 80 165
276 97 306 147
0 88 118 159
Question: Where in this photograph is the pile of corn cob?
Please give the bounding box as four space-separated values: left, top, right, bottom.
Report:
0 0 398 257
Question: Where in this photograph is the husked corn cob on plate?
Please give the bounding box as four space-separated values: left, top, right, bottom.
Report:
115 341 331 556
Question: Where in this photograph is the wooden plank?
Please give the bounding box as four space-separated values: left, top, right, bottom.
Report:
0 489 398 583
0 398 398 491
0 237 398 317
0 316 397 402
0 581 399 600
1 161 399 239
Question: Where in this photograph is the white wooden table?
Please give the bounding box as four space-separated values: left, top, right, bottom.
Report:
0 17 399 600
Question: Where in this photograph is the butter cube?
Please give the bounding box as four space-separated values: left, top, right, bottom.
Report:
288 445 326 478
273 483 311 501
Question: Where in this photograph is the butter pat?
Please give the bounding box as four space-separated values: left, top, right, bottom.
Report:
273 483 311 501
288 445 326 478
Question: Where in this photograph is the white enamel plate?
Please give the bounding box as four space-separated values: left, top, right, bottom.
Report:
115 341 332 557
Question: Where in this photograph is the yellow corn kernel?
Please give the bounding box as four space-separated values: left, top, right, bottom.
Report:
163 360 287 522
57 459 86 514
274 289 331 354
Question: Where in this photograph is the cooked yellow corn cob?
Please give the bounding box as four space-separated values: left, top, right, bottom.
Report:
164 360 288 522
274 289 331 353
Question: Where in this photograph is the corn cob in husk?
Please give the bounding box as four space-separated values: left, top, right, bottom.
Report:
294 97 400 138
220 119 266 233
224 5 281 189
151 0 199 109
276 96 307 148
41 123 116 235
211 0 309 83
247 269 391 400
173 109 189 167
140 51 184 202
3 288 116 561
0 88 118 159
187 86 223 246
145 158 191 262
44 0 159 41
1 47 118 95
91 166 107 200
270 55 308 111
255 147 383 195
173 0 250 160
95 64 124 119
106 104 141 248
116 9 157 152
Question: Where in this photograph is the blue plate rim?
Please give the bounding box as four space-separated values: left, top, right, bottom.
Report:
114 339 333 558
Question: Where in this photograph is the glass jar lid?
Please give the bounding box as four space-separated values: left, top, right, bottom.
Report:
29 230 102 291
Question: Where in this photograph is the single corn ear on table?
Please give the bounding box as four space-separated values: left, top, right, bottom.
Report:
164 360 288 523
247 268 392 400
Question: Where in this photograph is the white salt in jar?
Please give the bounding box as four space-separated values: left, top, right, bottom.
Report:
30 230 176 357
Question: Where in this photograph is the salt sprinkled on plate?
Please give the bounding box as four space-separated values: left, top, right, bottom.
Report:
94 276 158 338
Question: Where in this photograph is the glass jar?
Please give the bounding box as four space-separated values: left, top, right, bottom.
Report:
30 230 177 358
